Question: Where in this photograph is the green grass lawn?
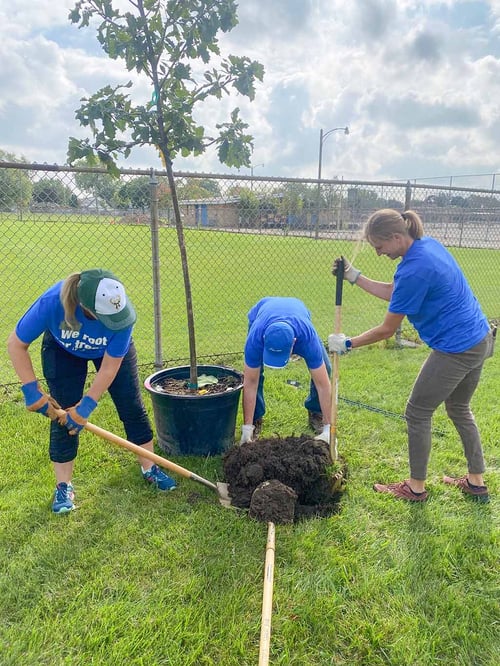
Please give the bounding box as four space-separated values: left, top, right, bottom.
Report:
1 219 499 664
0 343 498 665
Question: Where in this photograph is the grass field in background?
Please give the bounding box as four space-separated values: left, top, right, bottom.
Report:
1 219 500 385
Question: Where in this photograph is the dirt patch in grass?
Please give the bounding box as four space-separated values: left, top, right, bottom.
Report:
223 435 347 524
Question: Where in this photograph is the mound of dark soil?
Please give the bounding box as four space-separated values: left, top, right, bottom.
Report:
222 435 347 523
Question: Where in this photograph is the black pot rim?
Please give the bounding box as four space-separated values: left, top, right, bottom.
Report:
144 364 243 397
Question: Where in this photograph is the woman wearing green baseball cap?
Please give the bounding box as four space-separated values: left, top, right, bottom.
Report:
8 268 176 513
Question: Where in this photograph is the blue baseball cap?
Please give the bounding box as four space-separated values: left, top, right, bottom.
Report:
263 322 295 369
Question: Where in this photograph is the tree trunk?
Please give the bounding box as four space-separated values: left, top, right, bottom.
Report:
164 158 198 389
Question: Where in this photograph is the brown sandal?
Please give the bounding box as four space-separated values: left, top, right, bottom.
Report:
373 480 428 502
443 475 489 503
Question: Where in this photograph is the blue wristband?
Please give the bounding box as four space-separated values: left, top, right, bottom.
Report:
77 395 98 418
21 380 43 407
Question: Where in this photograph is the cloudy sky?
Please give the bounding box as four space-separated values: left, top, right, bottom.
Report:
1 0 500 185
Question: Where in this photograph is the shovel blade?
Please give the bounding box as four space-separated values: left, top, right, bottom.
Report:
216 482 233 508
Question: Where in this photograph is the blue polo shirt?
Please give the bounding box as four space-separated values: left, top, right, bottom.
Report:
16 282 132 359
244 297 325 369
389 237 489 352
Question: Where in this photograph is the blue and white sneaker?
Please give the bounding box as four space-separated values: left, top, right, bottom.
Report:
52 482 75 513
142 465 177 491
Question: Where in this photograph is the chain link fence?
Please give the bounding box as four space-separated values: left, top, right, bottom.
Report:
1 161 499 388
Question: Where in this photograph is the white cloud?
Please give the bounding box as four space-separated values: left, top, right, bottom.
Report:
0 0 499 183
0 0 74 36
0 35 76 109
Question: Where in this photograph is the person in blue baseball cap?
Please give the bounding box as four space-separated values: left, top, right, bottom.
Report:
262 321 295 369
7 269 177 514
240 296 332 444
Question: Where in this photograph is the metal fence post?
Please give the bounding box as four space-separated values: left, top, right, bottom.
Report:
315 179 321 240
149 169 163 369
394 326 402 347
394 181 414 347
405 180 412 211
315 129 324 240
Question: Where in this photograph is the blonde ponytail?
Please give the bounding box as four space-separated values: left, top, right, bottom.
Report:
60 273 82 330
401 210 424 239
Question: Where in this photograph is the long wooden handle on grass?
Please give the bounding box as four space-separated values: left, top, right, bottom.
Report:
54 409 219 493
258 521 276 666
330 259 344 461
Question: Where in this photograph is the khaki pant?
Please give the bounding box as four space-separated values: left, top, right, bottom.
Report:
404 330 493 480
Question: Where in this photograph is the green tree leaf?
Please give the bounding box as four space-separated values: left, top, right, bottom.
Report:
67 0 264 388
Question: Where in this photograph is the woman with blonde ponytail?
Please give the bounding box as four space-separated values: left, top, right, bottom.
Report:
329 208 493 503
8 268 177 513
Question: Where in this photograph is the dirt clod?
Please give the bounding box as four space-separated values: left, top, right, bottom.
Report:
249 480 298 525
223 435 347 522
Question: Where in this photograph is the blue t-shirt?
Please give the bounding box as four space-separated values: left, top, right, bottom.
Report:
389 237 489 353
16 282 133 359
244 297 325 369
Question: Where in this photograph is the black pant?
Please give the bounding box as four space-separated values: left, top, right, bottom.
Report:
41 331 153 463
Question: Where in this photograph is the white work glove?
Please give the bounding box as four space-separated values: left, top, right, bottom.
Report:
240 424 255 444
314 424 330 443
315 425 338 458
328 333 352 354
332 256 361 285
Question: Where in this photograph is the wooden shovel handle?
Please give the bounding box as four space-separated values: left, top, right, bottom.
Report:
330 257 345 461
54 408 218 492
258 521 276 666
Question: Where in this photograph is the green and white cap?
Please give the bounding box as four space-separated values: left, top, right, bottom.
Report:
77 269 136 331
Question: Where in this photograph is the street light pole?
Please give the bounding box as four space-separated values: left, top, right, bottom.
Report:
315 126 349 239
317 127 349 182
250 163 264 178
250 163 264 190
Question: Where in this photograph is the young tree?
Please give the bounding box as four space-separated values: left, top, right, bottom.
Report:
67 0 264 388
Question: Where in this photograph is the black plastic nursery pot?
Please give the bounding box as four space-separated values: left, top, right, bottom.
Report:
144 365 243 456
